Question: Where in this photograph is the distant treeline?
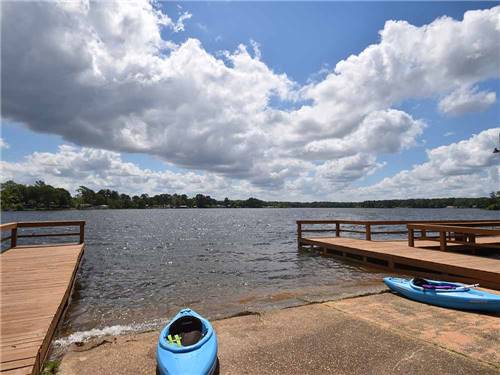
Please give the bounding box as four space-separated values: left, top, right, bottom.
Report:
268 197 500 210
1 180 499 211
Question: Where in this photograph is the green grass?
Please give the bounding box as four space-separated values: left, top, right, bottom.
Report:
42 360 60 375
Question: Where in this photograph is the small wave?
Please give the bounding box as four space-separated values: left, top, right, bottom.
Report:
54 320 163 349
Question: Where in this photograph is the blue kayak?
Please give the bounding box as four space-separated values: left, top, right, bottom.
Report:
384 277 500 313
157 308 218 375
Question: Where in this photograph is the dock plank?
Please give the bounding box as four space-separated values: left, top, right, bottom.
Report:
0 244 84 375
1 358 36 373
1 365 33 375
2 367 34 374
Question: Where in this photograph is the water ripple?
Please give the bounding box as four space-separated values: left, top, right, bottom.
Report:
3 207 498 335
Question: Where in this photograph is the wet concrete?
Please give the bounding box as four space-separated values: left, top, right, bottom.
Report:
58 292 499 374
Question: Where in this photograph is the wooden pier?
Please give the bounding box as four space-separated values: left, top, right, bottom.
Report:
0 221 85 375
297 220 500 290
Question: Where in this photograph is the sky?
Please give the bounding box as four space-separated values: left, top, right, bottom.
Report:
1 1 499 201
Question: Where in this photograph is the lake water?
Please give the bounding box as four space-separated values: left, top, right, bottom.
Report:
3 208 499 344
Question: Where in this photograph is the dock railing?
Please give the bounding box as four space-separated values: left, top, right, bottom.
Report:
0 220 86 251
297 219 500 246
407 222 500 251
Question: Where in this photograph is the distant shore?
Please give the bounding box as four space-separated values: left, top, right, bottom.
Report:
2 180 499 210
3 204 500 212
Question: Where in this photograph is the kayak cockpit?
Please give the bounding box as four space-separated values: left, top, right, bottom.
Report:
158 308 215 353
410 278 469 292
168 315 205 346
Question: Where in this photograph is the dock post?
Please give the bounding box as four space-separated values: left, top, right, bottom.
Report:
10 227 17 248
79 222 85 244
408 228 414 247
439 231 447 251
365 224 371 241
336 222 340 237
297 222 302 251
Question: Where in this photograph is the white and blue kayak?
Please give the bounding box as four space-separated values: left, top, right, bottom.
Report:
157 308 218 375
384 277 500 313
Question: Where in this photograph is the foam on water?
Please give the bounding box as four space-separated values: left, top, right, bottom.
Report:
54 319 165 349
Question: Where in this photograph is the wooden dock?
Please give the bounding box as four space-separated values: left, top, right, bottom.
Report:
298 220 500 290
1 222 85 375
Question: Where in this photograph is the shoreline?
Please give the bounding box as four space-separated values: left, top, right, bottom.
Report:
3 206 500 212
55 287 500 374
54 281 389 354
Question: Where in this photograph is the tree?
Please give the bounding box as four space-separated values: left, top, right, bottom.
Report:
0 181 25 210
1 181 71 210
76 186 96 205
486 191 500 210
245 197 265 208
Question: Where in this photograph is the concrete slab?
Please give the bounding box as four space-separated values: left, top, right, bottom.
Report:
58 293 499 375
327 292 500 367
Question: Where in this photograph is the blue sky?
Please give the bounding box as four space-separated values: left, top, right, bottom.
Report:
1 1 499 200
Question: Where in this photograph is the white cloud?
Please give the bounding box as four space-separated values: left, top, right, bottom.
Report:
438 86 496 116
293 7 499 146
249 39 262 59
1 2 499 197
196 23 208 32
172 11 192 32
0 138 9 149
302 110 424 159
354 128 500 199
2 0 294 183
0 129 497 200
0 145 251 198
316 154 384 184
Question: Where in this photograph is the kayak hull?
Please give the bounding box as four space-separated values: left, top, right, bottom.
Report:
157 309 218 375
384 277 500 313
